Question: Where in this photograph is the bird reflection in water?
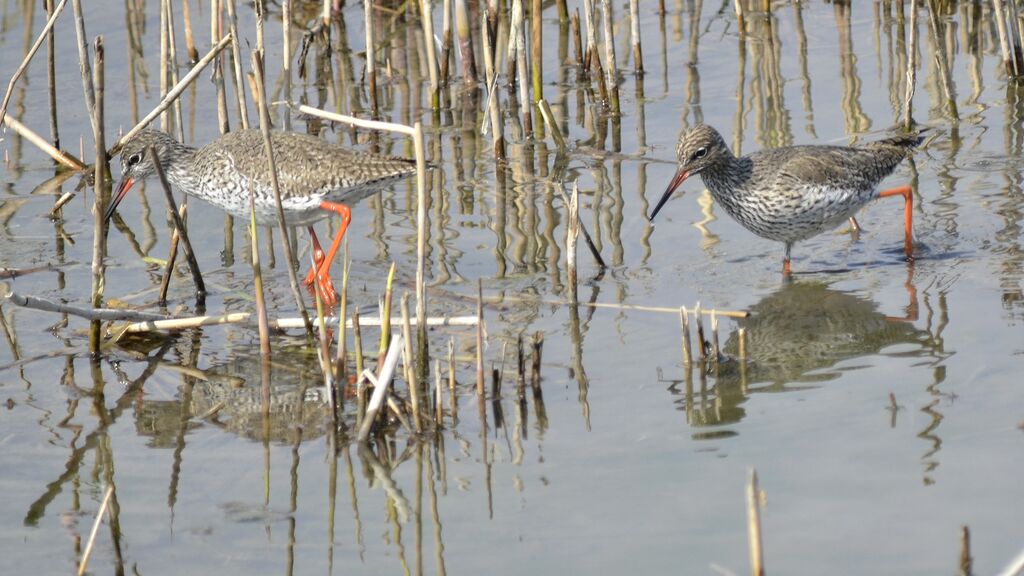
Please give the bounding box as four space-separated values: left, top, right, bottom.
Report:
670 280 930 432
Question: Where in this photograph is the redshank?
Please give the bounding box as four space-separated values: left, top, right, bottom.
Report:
105 129 418 306
648 124 923 275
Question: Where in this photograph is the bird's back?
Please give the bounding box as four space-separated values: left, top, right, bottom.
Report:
708 133 922 243
191 129 417 223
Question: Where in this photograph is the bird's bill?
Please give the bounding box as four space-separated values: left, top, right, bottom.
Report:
648 168 690 222
104 176 135 223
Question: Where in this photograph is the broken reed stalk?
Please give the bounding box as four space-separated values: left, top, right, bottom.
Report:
903 0 918 129
566 180 580 304
378 262 397 362
694 302 707 363
738 327 747 360
101 312 479 335
353 307 365 377
440 0 453 85
447 337 456 393
434 359 443 424
3 115 85 171
710 310 720 361
89 37 106 354
481 8 506 159
511 0 533 135
629 0 643 73
582 0 596 75
454 0 477 82
476 279 485 396
248 188 271 359
282 0 291 103
531 331 543 388
182 0 199 62
747 468 764 576
158 207 186 303
401 294 422 433
959 525 972 576
71 0 97 141
0 0 69 129
365 0 379 113
557 182 606 268
679 306 692 366
599 0 620 114
251 51 313 335
734 0 745 30
572 10 583 71
110 34 232 156
212 0 230 135
76 485 114 576
538 98 566 150
993 0 1020 77
151 151 206 304
225 0 250 129
420 0 440 109
357 334 404 442
3 291 167 322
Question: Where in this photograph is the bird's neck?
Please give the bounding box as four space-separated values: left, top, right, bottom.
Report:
701 153 751 196
160 140 200 192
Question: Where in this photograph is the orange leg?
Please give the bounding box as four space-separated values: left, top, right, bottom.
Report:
878 185 914 259
782 243 793 278
303 200 352 308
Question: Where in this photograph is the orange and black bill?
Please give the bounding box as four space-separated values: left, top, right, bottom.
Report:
648 168 690 222
104 176 135 223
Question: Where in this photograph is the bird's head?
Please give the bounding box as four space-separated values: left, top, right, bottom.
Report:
649 124 729 222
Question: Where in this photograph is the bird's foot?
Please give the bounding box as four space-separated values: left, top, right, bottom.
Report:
304 267 339 310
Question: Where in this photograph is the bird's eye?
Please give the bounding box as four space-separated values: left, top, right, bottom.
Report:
127 152 142 167
691 147 708 161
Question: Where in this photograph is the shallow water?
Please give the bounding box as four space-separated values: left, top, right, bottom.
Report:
1 1 1023 574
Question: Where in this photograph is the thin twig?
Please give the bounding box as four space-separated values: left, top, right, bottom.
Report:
77 485 114 576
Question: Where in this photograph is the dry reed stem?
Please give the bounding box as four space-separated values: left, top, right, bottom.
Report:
110 34 232 156
76 484 114 576
334 241 350 384
89 36 107 353
903 0 918 128
251 51 313 335
694 302 707 363
747 468 764 576
454 0 477 81
353 307 365 378
0 0 69 128
225 0 250 129
924 0 958 122
531 0 542 101
434 359 443 424
959 525 972 576
150 151 206 303
537 99 566 150
248 189 271 358
164 0 186 140
996 548 1024 576
483 293 748 318
710 310 720 361
45 0 59 148
599 0 619 113
365 0 379 112
556 182 606 268
401 293 421 432
481 9 506 159
679 306 692 366
420 0 440 108
440 0 453 85
357 333 404 442
71 0 97 139
3 115 85 172
158 206 186 303
182 0 199 62
566 180 580 304
378 262 397 360
476 279 484 396
629 0 643 73
159 0 169 130
993 0 1017 76
2 290 165 322
738 327 747 360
